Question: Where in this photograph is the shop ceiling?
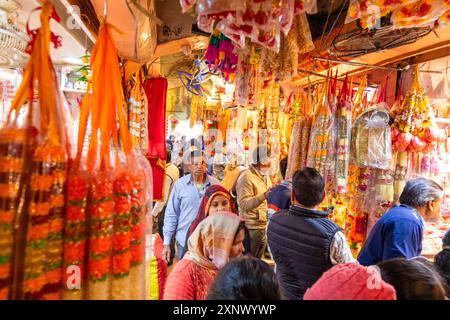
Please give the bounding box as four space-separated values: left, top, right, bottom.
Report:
14 0 450 84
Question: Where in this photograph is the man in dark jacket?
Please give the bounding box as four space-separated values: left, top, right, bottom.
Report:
359 178 443 266
267 168 355 300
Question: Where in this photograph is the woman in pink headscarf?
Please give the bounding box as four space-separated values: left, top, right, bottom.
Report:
304 263 397 300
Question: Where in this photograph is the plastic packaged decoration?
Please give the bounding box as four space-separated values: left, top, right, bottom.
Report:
345 0 419 28
82 21 149 301
348 166 372 244
335 75 353 194
234 45 262 108
286 118 304 181
307 77 335 180
127 71 149 155
391 0 448 29
0 128 30 300
393 151 409 202
353 107 392 170
129 154 152 300
187 0 317 52
63 168 89 300
0 1 71 301
111 169 133 300
391 66 446 154
87 167 114 300
62 85 91 300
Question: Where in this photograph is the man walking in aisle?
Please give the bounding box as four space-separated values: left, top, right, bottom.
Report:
236 145 273 259
267 168 356 300
358 177 443 266
162 150 219 262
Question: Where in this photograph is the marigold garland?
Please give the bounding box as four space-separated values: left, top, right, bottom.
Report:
22 141 67 300
62 170 88 300
110 172 133 300
87 172 114 300
0 129 27 300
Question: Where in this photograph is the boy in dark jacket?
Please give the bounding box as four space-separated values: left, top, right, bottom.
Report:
267 157 292 220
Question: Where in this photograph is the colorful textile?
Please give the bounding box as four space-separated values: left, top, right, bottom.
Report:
304 263 397 300
143 78 168 201
154 234 168 299
163 259 217 300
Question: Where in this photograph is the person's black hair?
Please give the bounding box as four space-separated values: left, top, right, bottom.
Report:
235 221 245 238
435 229 450 296
279 157 288 180
190 138 198 147
377 258 448 300
443 229 450 247
188 149 206 164
292 167 325 208
250 145 271 166
166 140 173 151
166 148 172 163
207 256 282 300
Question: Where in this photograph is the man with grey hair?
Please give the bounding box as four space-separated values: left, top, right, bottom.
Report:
359 177 443 266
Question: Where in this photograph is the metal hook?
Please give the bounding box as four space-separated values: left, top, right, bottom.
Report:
125 0 139 60
104 0 108 22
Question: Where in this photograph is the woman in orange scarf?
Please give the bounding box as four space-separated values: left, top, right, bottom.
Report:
164 212 245 300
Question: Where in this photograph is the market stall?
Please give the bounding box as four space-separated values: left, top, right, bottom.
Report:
0 0 449 300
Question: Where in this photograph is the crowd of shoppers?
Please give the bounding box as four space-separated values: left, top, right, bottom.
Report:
159 139 448 300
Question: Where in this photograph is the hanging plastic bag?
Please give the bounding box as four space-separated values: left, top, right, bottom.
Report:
391 0 447 28
335 75 353 194
353 107 392 170
433 61 449 99
128 71 149 155
91 0 157 63
307 77 336 181
62 87 91 300
84 22 150 301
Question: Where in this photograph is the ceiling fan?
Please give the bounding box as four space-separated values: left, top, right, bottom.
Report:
330 24 433 58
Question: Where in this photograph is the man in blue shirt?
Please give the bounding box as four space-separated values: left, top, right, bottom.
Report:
162 150 219 262
359 178 443 266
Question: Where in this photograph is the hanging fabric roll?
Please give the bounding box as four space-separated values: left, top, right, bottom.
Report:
144 78 168 201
